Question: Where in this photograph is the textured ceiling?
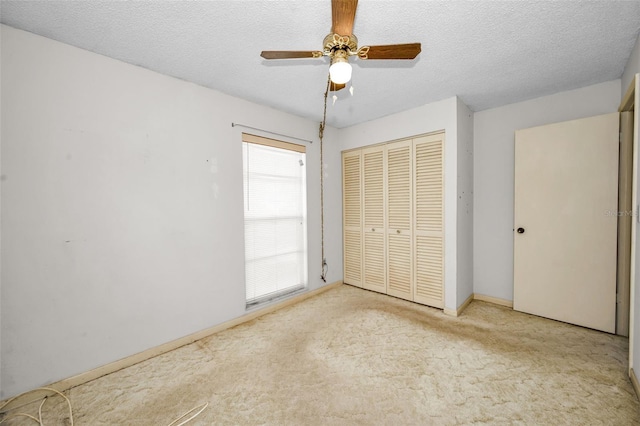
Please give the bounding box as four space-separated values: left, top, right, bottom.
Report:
2 1 640 128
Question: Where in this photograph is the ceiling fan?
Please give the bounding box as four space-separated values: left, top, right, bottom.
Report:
260 0 421 91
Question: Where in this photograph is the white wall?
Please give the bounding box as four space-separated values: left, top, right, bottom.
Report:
456 99 474 305
622 32 640 100
339 96 460 311
319 126 343 287
0 25 342 399
473 80 622 302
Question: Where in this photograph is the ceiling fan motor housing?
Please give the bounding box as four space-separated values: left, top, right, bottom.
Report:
323 33 358 57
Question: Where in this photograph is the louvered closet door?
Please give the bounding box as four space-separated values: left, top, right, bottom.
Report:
342 150 362 287
362 145 386 293
413 134 444 308
386 140 413 301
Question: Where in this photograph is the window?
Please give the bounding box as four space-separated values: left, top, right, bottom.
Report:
242 133 308 306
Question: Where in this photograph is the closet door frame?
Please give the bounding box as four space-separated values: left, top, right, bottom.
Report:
341 130 445 308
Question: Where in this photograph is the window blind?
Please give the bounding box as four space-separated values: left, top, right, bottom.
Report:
242 133 308 306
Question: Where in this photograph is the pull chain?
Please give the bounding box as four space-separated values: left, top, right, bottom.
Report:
319 75 331 282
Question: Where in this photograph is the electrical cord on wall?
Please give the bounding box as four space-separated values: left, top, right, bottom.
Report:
319 74 331 283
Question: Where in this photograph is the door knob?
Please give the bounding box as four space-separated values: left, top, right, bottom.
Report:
397 230 401 234
517 227 525 234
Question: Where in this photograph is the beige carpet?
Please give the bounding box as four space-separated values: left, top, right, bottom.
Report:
4 284 640 425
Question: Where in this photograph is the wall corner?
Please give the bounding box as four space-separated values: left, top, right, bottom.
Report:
455 97 474 310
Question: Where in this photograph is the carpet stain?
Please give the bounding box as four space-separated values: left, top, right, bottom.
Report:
5 285 640 425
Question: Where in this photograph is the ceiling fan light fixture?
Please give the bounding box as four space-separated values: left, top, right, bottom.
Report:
259 1 422 89
329 55 352 84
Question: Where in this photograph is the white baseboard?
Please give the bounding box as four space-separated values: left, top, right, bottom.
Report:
443 293 474 317
473 293 514 308
443 292 513 317
631 368 640 401
4 281 343 402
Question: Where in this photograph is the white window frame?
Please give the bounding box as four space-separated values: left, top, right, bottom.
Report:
242 133 308 307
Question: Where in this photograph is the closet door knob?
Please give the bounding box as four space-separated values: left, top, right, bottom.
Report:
371 228 375 232
397 230 401 234
517 227 525 234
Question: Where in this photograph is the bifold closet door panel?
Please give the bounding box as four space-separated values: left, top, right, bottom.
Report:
362 146 386 293
342 150 362 287
413 134 444 308
386 140 413 301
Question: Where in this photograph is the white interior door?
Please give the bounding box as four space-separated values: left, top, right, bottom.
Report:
513 112 619 333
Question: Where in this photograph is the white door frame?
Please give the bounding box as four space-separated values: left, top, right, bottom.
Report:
620 75 638 379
